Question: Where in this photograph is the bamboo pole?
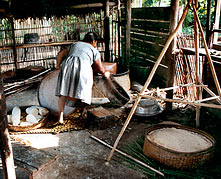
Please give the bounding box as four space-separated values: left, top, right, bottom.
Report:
107 0 193 162
195 96 220 103
202 83 221 104
142 95 221 109
91 135 164 177
194 0 201 127
193 5 221 97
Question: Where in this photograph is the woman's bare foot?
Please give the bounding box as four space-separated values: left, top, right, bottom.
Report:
59 112 64 124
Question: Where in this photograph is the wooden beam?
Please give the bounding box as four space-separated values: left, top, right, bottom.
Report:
117 0 121 57
165 0 179 112
125 0 131 69
104 0 110 62
213 0 221 43
71 2 116 9
206 0 212 46
0 64 16 178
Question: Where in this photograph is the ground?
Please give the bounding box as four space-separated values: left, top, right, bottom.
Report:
4 88 150 179
3 87 221 179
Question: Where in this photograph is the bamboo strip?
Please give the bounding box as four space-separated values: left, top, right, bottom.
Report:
195 96 220 103
91 135 164 177
194 0 201 127
202 84 221 104
142 95 221 109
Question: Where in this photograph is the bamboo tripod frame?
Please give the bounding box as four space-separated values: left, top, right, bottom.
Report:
107 0 221 162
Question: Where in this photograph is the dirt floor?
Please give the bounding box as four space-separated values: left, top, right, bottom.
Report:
2 87 221 179
4 88 151 179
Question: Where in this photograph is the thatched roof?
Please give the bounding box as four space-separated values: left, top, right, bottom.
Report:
0 0 117 19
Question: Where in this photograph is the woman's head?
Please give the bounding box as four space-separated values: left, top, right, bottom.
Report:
83 32 98 44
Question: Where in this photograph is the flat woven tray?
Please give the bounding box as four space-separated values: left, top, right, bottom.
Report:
143 124 216 169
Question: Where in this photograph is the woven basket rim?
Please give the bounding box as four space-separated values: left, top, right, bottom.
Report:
145 124 216 156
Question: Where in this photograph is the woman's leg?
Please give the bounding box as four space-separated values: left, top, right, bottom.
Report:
79 102 88 119
58 95 66 123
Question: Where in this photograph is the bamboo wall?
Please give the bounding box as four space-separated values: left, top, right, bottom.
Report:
0 11 120 73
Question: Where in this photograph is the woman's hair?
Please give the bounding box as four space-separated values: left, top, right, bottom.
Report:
83 32 98 43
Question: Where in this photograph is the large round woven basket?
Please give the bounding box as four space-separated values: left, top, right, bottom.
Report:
143 124 216 169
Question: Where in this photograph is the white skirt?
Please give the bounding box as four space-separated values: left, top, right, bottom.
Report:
55 56 93 105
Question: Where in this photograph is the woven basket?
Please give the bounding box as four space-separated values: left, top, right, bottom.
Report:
143 124 216 169
8 106 49 132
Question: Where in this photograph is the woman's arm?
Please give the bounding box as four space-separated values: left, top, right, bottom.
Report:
93 59 110 78
56 48 69 69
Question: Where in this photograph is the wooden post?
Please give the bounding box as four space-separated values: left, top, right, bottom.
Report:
206 0 212 47
194 0 201 127
204 0 212 98
125 0 131 69
117 0 121 58
104 0 110 62
9 17 19 70
165 0 179 112
0 63 16 178
213 0 221 43
107 0 192 162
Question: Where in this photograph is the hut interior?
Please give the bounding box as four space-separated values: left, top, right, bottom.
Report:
0 0 221 178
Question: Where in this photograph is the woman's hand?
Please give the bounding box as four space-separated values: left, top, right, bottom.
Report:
104 71 110 79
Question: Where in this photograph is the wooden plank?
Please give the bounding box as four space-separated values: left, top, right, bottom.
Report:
131 39 163 57
131 28 169 39
130 50 156 63
131 20 170 33
132 7 171 21
131 32 168 45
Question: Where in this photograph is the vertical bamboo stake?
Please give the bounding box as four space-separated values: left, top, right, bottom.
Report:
193 5 221 97
194 0 201 127
107 0 193 162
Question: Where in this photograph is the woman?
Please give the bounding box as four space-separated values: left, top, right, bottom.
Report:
55 32 110 123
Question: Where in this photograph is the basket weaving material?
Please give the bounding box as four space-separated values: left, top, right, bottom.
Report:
143 124 216 169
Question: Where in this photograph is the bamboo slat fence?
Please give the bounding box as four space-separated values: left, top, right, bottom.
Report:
175 33 204 101
0 10 120 73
